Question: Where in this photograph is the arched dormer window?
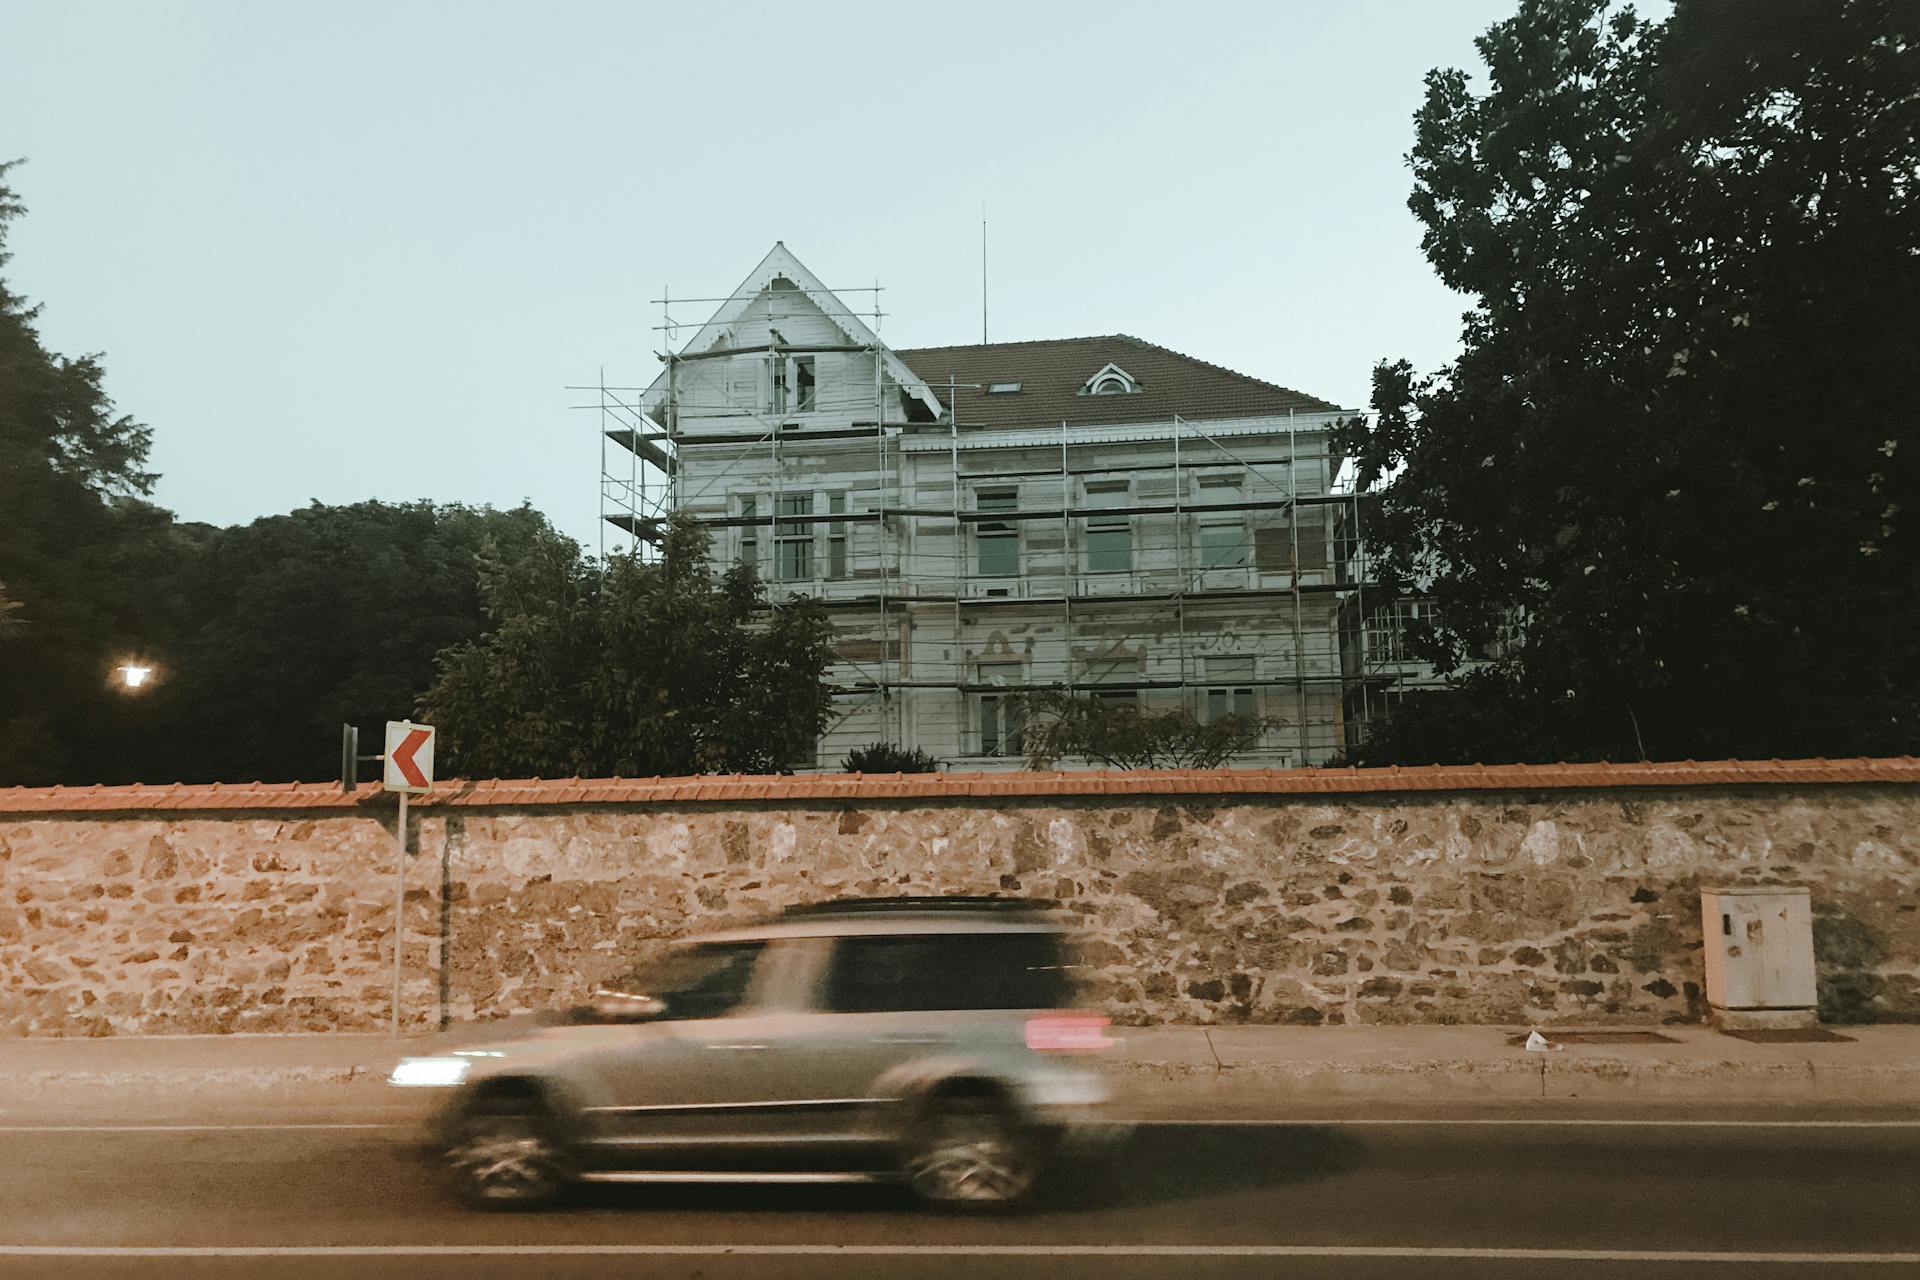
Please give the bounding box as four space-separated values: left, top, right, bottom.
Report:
1079 362 1142 396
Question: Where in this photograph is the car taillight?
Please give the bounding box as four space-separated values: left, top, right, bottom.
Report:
1025 1012 1113 1052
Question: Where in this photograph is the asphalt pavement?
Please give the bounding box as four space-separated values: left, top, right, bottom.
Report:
4 1091 1920 1278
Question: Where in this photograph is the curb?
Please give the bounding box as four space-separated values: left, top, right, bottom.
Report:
7 1056 1920 1105
0 1065 383 1092
1117 1056 1920 1104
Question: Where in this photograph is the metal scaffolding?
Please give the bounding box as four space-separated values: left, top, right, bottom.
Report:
580 278 1432 768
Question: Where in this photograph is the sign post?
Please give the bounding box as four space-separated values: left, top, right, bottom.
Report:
383 720 435 1037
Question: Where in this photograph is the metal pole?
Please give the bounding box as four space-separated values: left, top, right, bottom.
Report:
981 206 988 345
1352 481 1373 744
391 789 408 1038
876 345 890 742
1289 409 1310 763
1062 420 1073 695
598 368 607 560
1173 415 1187 706
438 814 452 1031
951 376 963 751
662 288 675 560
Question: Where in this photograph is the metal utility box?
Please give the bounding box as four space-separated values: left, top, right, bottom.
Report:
1700 888 1817 1023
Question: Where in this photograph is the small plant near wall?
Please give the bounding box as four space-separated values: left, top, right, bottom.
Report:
842 743 941 773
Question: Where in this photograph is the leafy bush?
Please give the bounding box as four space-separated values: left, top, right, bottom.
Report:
1016 691 1279 770
842 742 941 773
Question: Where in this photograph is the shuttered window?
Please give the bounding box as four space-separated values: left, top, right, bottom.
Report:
1254 514 1328 574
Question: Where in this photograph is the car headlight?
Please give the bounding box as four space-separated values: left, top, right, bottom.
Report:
389 1055 475 1088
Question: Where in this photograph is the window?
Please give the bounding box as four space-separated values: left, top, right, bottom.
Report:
776 493 812 581
605 941 765 1021
977 659 1025 756
1091 688 1137 712
821 933 1075 1014
1371 600 1437 663
768 357 788 414
1254 510 1329 575
793 356 817 411
1200 657 1256 724
1205 686 1257 721
981 694 1024 755
986 382 1023 394
827 493 847 580
1197 474 1246 568
739 495 759 569
1198 525 1245 568
976 487 1018 577
1083 479 1131 573
1078 363 1141 396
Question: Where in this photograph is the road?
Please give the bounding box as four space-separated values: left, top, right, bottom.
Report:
3 1096 1920 1279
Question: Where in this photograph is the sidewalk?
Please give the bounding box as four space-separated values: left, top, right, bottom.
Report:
4 1023 1919 1105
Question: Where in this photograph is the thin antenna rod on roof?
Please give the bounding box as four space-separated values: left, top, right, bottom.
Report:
981 203 989 345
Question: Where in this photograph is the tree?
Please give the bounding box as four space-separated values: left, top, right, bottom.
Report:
151 501 553 783
421 515 836 778
1336 0 1919 765
1018 691 1280 771
0 582 22 640
843 743 940 773
0 159 187 785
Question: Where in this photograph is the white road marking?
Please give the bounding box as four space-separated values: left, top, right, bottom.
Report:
5 1117 1920 1133
1 1244 1917 1263
1134 1118 1920 1129
0 1123 397 1133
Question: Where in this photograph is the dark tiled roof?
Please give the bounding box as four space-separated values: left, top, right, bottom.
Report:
894 335 1340 431
2 758 1914 813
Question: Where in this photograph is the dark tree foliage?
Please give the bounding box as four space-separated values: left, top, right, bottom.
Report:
1018 691 1280 771
842 743 941 773
152 501 553 783
1337 0 1919 765
421 515 836 778
0 160 188 785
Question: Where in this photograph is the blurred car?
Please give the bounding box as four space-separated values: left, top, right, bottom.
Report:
390 895 1123 1209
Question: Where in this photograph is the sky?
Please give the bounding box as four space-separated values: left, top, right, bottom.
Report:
1 0 1515 552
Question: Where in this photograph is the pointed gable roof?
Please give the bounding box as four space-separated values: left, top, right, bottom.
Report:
895 335 1339 430
643 243 944 420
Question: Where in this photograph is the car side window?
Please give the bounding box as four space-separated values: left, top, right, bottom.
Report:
820 933 1071 1014
609 941 764 1020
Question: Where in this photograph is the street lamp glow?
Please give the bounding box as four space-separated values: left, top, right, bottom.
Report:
117 664 153 689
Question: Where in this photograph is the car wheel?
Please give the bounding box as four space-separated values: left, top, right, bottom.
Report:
902 1091 1041 1210
444 1092 574 1210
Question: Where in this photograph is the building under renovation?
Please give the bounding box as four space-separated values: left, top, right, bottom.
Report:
594 244 1430 770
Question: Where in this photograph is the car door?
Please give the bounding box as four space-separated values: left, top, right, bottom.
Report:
772 931 1022 1148
587 938 821 1166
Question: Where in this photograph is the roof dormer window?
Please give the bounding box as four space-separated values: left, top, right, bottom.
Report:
1079 362 1142 396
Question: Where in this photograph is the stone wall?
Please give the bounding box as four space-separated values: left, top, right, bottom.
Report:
2 775 1917 1035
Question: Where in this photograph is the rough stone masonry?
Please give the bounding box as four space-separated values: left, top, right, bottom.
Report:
1 771 1916 1036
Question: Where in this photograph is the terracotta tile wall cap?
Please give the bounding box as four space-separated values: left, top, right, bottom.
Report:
3 756 1918 813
